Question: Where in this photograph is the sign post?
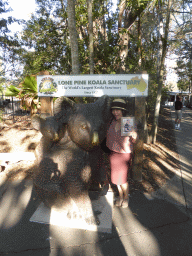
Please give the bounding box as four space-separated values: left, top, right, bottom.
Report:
133 97 147 181
37 74 149 181
40 97 53 117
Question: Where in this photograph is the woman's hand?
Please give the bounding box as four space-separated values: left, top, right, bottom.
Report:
129 131 138 143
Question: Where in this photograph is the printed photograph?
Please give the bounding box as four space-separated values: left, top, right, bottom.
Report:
121 117 135 136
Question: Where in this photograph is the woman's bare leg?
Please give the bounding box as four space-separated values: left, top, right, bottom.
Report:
115 185 124 206
121 182 129 200
121 182 129 208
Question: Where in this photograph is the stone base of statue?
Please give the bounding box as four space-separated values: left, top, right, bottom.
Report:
30 191 114 233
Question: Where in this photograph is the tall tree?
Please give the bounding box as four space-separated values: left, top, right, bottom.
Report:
11 0 118 76
0 0 13 48
151 0 173 144
0 0 19 81
175 41 192 92
117 0 151 73
21 15 70 75
87 0 94 74
9 0 72 76
171 0 192 93
67 0 80 74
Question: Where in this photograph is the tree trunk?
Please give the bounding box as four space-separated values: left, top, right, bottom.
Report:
67 0 80 75
118 0 128 74
87 0 94 74
117 0 149 74
151 0 173 144
138 12 142 68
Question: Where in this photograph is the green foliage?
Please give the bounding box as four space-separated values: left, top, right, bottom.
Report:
3 0 184 117
177 78 190 92
6 75 40 113
6 75 37 98
5 84 20 96
175 55 192 92
18 10 71 75
146 78 169 120
124 0 150 11
170 1 192 93
19 75 37 96
0 0 23 81
0 0 12 41
13 0 120 76
0 79 4 93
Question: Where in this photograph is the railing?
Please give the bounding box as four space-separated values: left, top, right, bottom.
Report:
0 95 29 121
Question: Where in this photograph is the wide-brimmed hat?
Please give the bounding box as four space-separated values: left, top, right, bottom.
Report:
111 99 127 111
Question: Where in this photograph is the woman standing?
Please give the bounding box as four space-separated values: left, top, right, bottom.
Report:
106 99 137 208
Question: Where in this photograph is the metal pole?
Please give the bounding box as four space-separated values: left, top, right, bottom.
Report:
12 97 14 122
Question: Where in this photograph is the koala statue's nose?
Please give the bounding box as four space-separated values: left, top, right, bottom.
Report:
53 132 59 142
92 131 99 146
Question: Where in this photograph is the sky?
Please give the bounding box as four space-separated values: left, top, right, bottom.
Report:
5 0 36 32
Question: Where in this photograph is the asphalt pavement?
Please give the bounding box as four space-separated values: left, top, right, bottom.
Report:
0 105 192 256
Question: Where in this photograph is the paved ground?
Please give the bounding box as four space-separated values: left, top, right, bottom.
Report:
0 105 192 256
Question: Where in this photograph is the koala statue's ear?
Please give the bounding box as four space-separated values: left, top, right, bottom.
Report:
53 96 76 123
31 114 45 131
95 95 112 122
31 115 43 131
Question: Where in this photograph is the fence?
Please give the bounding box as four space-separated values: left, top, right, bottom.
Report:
0 95 29 122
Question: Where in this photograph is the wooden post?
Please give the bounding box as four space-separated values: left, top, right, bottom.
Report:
132 97 146 181
37 71 53 117
40 97 53 116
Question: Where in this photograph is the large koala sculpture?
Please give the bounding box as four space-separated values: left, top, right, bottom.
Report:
32 95 112 225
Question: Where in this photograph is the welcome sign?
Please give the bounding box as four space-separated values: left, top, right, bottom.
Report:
37 74 148 97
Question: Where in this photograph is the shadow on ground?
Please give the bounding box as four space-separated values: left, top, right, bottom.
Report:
1 106 192 255
0 178 127 256
0 176 192 256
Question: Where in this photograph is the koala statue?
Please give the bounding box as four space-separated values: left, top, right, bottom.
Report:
32 95 112 225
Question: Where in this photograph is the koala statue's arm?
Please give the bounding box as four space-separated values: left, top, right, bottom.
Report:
34 136 52 162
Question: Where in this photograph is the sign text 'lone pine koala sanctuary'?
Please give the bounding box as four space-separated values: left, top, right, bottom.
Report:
37 74 148 97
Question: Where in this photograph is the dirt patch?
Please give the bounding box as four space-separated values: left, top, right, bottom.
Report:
130 106 180 193
0 116 41 181
0 107 180 193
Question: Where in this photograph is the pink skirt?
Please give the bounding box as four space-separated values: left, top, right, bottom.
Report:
109 151 132 185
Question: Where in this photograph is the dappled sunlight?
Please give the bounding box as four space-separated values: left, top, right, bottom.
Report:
151 165 192 208
180 156 192 170
157 157 179 174
142 106 192 198
159 182 186 207
185 144 192 151
0 105 191 254
182 171 192 182
0 180 33 229
152 167 191 208
151 143 180 169
49 225 102 255
154 142 176 156
113 207 161 255
169 106 192 208
0 172 8 187
142 139 179 192
0 125 41 154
